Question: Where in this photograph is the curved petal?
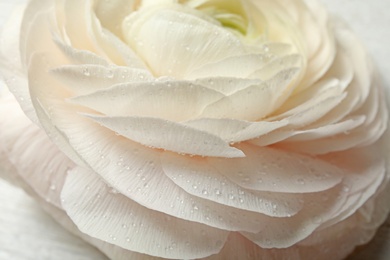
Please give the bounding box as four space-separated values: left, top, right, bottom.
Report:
208 143 343 193
70 80 225 121
0 94 72 209
184 118 288 143
52 65 153 96
122 5 247 77
200 68 299 120
162 153 303 217
61 167 229 259
85 115 244 158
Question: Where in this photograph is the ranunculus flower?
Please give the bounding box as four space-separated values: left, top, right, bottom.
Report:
1 0 389 259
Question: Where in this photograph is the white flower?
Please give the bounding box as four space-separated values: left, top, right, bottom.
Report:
0 0 389 259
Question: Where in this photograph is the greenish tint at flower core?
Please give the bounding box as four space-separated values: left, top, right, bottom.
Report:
182 0 249 35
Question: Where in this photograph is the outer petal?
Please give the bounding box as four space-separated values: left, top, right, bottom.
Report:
61 166 229 259
70 79 225 121
162 153 303 217
85 115 245 158
208 144 343 193
0 92 73 208
28 52 269 232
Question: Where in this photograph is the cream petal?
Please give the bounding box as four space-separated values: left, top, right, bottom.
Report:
247 54 302 80
281 97 387 155
204 233 300 260
241 183 347 248
54 38 110 66
1 69 40 125
10 167 164 260
317 146 387 228
28 51 272 232
283 116 365 142
193 77 262 96
283 92 346 127
293 0 336 92
70 79 225 121
52 65 152 96
0 4 33 120
20 0 54 65
122 6 247 77
200 68 299 120
162 153 303 217
333 23 372 109
0 94 73 209
61 167 229 259
184 118 288 143
4 1 58 125
28 52 88 167
208 144 343 193
85 115 244 158
94 0 137 37
62 0 98 52
268 82 346 126
187 53 275 79
90 13 149 68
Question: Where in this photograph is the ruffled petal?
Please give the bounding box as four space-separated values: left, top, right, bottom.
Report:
62 167 229 259
122 5 247 77
162 153 303 217
85 115 244 158
208 144 343 193
70 79 225 121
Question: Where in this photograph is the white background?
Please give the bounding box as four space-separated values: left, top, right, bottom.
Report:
0 0 390 259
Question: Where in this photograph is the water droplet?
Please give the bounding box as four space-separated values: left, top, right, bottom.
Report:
296 178 305 185
83 67 90 76
312 216 323 224
342 186 350 193
192 184 198 190
122 224 128 229
49 184 56 191
214 189 221 195
109 188 120 194
202 189 208 195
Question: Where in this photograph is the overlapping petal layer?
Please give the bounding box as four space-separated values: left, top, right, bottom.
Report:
0 0 389 259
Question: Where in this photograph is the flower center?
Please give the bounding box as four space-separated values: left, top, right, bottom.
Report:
180 0 249 36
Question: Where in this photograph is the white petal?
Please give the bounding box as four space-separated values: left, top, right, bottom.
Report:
70 80 225 121
27 54 270 232
94 0 137 37
162 153 303 217
86 115 244 158
122 6 247 77
188 53 275 79
62 167 229 259
0 94 73 208
283 116 365 142
90 13 149 68
184 118 288 143
241 183 348 248
208 144 343 193
52 65 152 96
200 68 299 120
